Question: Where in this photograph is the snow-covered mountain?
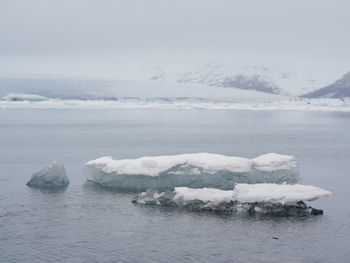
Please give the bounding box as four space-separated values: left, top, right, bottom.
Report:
148 63 321 96
176 65 282 94
302 72 350 98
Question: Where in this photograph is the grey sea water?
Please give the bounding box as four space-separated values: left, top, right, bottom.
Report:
0 108 349 263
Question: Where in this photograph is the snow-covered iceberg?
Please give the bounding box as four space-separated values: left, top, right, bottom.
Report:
133 184 331 216
83 153 300 191
26 162 70 188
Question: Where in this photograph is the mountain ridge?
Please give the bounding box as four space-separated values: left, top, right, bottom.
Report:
147 64 321 96
301 72 350 98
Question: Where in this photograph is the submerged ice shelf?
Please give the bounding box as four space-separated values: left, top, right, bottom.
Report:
83 153 300 191
133 184 332 216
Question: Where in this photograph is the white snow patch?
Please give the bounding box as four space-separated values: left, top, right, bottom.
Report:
85 153 295 177
174 187 234 203
173 184 331 205
252 153 297 172
233 183 332 204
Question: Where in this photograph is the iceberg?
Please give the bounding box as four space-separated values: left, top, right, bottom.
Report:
2 93 49 102
133 184 331 216
83 153 300 191
26 162 70 188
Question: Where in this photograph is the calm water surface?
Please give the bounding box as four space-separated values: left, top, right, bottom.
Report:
0 109 349 263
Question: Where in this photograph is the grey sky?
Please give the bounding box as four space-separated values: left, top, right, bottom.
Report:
0 0 349 78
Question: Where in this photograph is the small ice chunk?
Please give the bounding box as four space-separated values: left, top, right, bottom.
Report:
26 162 69 188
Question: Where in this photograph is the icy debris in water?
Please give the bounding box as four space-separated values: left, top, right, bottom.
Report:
26 162 69 189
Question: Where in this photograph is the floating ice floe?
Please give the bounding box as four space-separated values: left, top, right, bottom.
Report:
27 162 70 188
83 153 300 191
133 184 332 216
2 93 49 102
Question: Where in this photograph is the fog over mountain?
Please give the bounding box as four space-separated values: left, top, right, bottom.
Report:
146 63 328 96
0 0 350 95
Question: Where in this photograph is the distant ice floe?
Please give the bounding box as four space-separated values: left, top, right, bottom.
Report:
1 94 350 112
27 162 70 189
133 184 332 216
83 153 300 191
2 93 49 102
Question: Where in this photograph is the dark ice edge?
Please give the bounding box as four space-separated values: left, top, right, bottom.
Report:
132 191 324 217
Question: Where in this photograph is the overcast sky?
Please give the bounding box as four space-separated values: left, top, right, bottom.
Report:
1 0 349 78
